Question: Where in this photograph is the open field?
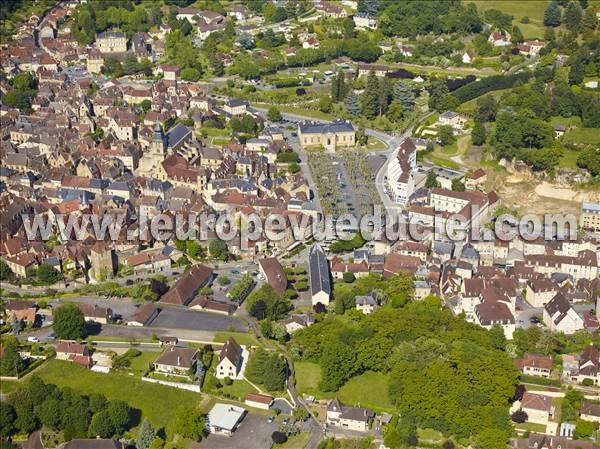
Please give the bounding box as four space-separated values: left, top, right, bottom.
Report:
472 1 549 39
32 359 200 429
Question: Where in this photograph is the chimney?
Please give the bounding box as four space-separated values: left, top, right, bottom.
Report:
177 356 181 366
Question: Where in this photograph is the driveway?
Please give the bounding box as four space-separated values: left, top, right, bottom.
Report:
199 414 279 449
149 307 247 332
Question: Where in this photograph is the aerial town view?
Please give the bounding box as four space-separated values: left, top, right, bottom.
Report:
0 0 600 448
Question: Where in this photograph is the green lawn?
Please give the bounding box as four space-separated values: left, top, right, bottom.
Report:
274 432 312 449
423 153 461 170
32 360 200 429
0 381 21 395
417 428 445 443
254 103 335 121
221 379 258 401
213 331 260 347
514 422 546 433
128 351 160 376
295 363 394 413
336 371 394 413
294 361 322 396
564 127 600 146
559 148 582 169
472 1 549 39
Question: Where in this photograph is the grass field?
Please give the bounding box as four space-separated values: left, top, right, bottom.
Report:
294 362 394 413
254 103 336 121
213 331 260 347
221 379 258 401
274 432 312 449
33 360 200 429
294 361 322 396
336 371 394 413
472 1 549 39
564 127 600 146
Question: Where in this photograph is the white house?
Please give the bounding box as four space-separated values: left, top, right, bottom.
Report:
215 337 246 380
207 403 246 436
309 244 331 306
543 293 584 335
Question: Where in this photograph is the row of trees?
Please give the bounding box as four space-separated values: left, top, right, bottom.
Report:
1 377 135 440
245 284 292 321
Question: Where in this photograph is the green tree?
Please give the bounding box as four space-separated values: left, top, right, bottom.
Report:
564 1 582 32
386 273 414 308
136 418 156 449
107 400 132 435
360 71 380 119
89 410 116 438
171 406 205 440
0 402 16 437
36 263 63 284
574 419 596 439
568 57 585 85
331 72 347 103
35 398 63 429
472 121 486 146
425 170 440 189
387 101 405 122
0 258 12 280
180 67 201 82
438 125 455 146
209 238 229 260
140 99 152 113
429 78 449 112
318 95 333 113
53 303 86 340
393 81 415 111
345 90 362 116
267 107 282 122
263 353 287 391
544 1 562 26
475 96 498 122
0 338 25 376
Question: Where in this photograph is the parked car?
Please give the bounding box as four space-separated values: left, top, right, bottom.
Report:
27 336 40 343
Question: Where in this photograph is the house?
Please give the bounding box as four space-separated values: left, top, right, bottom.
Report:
153 345 199 375
326 398 375 432
543 293 584 335
245 393 273 410
465 168 487 190
215 337 245 380
355 295 378 314
223 99 249 116
76 303 112 325
298 120 355 151
515 434 599 449
514 353 552 378
387 137 417 206
161 264 213 305
284 313 315 334
207 403 246 436
438 111 466 131
309 244 331 306
56 340 92 368
258 257 288 295
526 278 559 307
95 31 127 53
358 64 389 77
188 296 234 315
554 124 566 137
474 300 515 339
581 401 600 423
488 30 511 46
568 344 600 385
126 303 160 326
520 392 554 425
582 202 600 233
353 13 377 29
462 51 473 64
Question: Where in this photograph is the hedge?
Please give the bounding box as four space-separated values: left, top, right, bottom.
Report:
452 72 533 103
519 374 561 388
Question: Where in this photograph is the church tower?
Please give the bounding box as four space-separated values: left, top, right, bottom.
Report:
151 120 166 158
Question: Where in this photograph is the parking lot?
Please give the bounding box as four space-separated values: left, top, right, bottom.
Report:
150 307 247 332
200 414 279 449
